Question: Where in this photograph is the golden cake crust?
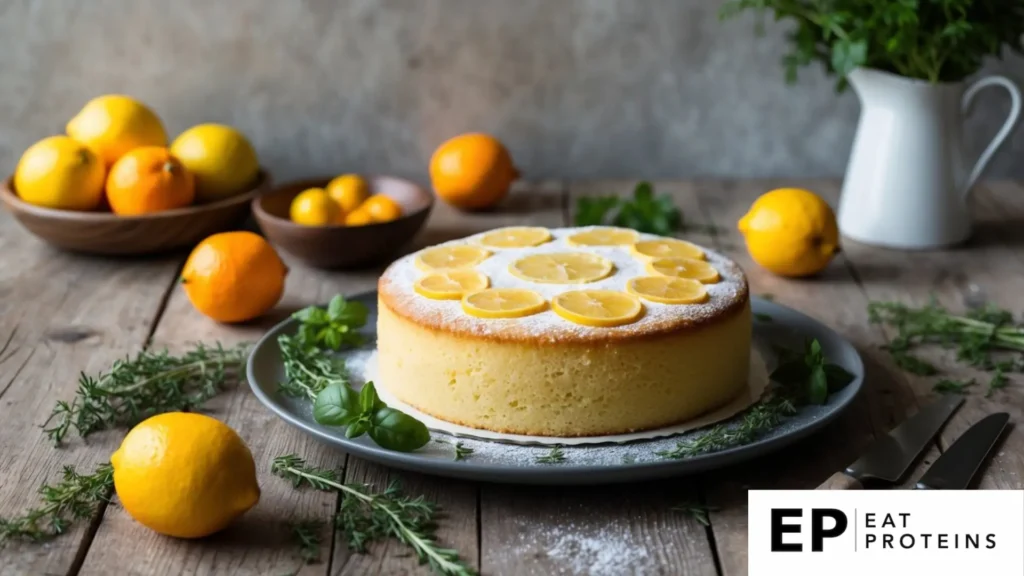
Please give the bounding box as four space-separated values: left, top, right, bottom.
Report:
377 227 749 345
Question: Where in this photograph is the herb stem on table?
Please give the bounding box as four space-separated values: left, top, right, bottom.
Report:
272 455 475 576
0 463 113 544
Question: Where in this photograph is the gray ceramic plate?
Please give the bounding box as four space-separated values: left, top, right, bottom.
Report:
247 293 864 485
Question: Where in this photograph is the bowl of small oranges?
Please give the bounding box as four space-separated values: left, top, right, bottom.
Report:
0 94 270 255
252 174 433 269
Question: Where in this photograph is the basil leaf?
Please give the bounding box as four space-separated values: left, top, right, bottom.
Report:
824 363 855 392
346 419 370 439
313 384 359 426
574 196 619 226
323 329 342 351
293 306 329 324
369 407 431 452
808 365 829 405
359 382 380 414
334 300 369 327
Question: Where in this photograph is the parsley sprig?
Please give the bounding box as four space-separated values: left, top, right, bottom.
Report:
272 455 475 576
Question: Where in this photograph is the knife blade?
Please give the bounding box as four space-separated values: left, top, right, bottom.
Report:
915 412 1009 490
817 395 963 489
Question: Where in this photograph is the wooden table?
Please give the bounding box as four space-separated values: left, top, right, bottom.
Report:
1 180 1022 576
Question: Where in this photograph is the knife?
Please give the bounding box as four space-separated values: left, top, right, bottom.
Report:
915 412 1009 490
816 395 963 490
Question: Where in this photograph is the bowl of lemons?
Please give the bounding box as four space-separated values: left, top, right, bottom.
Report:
252 174 433 269
0 94 270 255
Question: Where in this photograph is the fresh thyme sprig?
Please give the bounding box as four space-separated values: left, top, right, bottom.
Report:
0 462 113 544
933 378 975 395
288 520 325 565
271 455 475 576
435 439 474 461
44 342 249 444
277 334 349 399
535 446 566 464
672 501 718 527
656 397 798 460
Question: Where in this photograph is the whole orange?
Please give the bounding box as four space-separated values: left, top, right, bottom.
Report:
429 133 518 211
181 231 287 323
361 195 403 222
106 147 195 216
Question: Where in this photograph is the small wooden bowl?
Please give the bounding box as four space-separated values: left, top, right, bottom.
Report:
252 176 433 269
1 171 271 255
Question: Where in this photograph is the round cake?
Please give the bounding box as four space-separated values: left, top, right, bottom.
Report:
376 226 751 437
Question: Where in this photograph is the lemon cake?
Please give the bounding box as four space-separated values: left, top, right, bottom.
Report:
376 226 751 437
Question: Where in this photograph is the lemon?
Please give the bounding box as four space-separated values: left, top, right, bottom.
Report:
627 276 708 304
344 208 375 226
170 124 260 203
566 227 639 246
13 136 106 211
552 290 643 327
415 270 490 300
461 288 546 319
647 257 720 284
111 412 259 539
326 174 370 214
509 253 613 284
631 238 705 261
738 188 840 277
415 245 492 271
361 195 403 223
290 188 342 226
66 95 167 166
479 226 552 248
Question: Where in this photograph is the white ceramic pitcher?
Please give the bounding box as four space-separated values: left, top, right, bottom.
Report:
837 67 1022 249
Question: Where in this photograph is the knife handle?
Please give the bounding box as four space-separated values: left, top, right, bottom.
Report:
816 472 864 490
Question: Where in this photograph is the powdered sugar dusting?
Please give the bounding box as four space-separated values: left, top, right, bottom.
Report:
379 227 748 341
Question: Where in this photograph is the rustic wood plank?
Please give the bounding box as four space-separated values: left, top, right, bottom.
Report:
0 212 183 576
476 181 719 576
685 179 926 576
332 181 565 575
837 181 1024 490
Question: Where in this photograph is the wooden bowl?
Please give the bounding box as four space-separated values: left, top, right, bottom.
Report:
252 176 433 269
1 171 271 255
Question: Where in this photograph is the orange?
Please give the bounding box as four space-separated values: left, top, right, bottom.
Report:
181 231 287 323
326 174 370 214
289 187 342 226
429 133 518 211
344 208 375 226
105 147 195 216
361 195 403 222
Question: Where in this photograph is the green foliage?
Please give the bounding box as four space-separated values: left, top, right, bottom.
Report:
933 378 975 394
721 0 1024 87
0 463 113 543
575 181 683 236
292 295 369 351
535 446 567 464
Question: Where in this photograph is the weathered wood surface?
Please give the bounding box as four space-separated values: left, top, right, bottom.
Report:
0 180 1021 576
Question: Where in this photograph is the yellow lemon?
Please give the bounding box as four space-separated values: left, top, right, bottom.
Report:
326 174 370 214
344 208 375 226
509 252 613 284
361 195 403 223
290 188 342 226
647 257 720 284
566 227 639 246
111 412 259 539
66 95 167 167
461 288 546 319
552 290 643 327
13 136 106 210
170 124 260 203
737 188 840 277
415 245 491 271
626 276 708 304
478 226 552 248
631 238 705 260
414 269 490 300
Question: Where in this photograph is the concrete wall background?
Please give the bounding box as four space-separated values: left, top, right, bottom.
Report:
2 0 1023 183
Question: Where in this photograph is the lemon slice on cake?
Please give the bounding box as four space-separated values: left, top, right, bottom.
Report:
479 226 552 248
631 238 705 260
414 270 490 300
552 290 643 327
627 276 708 304
647 257 720 283
509 253 613 284
462 288 546 319
415 245 491 271
566 227 639 246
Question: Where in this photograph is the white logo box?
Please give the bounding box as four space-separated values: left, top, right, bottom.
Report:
748 490 1024 576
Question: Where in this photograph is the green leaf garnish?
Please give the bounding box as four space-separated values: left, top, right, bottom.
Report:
574 181 682 236
292 295 369 350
